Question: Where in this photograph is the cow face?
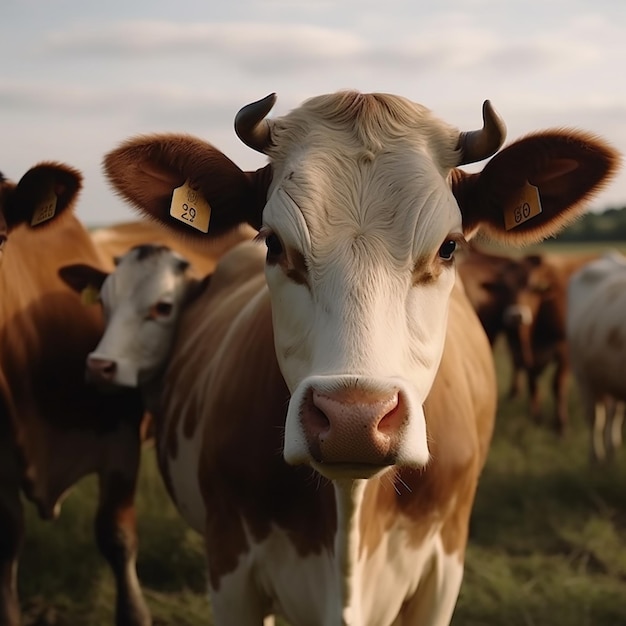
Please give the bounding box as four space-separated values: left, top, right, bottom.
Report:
257 97 476 475
60 245 192 388
0 164 82 263
103 90 619 479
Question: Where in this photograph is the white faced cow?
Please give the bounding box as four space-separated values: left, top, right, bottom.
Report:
60 244 197 407
567 252 626 462
100 92 618 626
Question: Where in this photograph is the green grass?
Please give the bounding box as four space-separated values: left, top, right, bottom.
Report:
19 337 626 625
453 337 626 626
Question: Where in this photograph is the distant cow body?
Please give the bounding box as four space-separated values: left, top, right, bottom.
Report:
458 248 597 433
0 165 149 625
100 91 617 625
456 246 533 345
506 253 599 432
567 252 626 461
90 219 255 274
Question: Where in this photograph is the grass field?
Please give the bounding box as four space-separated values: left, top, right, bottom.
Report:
18 245 626 624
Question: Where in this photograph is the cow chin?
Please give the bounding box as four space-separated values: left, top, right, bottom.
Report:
283 375 430 480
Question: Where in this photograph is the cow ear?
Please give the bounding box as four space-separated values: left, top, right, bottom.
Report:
454 130 620 245
58 263 109 300
103 134 271 240
5 163 82 231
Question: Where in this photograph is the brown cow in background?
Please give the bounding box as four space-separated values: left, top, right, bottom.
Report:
458 246 597 433
0 164 149 625
90 219 255 274
504 252 597 433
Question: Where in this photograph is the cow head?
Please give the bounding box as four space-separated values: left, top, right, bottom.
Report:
0 163 82 262
59 244 194 388
103 91 619 479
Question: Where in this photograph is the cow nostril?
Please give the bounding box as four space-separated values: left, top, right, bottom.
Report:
306 394 331 434
377 395 402 434
102 362 116 376
87 357 117 381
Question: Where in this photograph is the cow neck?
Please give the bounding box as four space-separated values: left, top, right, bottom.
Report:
138 376 162 417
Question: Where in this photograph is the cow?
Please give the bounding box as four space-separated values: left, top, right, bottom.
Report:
59 244 197 407
502 252 599 433
458 247 597 433
0 164 150 625
456 245 534 346
97 91 618 625
567 252 626 462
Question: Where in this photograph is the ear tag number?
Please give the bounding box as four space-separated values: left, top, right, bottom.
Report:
31 189 58 226
80 284 100 306
169 179 211 233
504 182 542 231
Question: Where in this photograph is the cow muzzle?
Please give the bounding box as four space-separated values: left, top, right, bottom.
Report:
503 304 533 327
286 376 425 478
86 352 138 388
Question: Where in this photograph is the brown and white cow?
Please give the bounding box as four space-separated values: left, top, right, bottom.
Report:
567 252 626 462
99 92 618 625
0 164 149 625
458 247 598 433
502 252 598 433
60 244 197 399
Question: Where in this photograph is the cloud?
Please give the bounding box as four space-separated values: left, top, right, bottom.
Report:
40 15 623 79
45 21 364 63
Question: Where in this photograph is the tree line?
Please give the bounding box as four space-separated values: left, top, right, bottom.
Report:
547 205 626 242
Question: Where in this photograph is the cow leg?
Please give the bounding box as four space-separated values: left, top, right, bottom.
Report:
528 370 542 426
0 445 23 626
399 551 464 626
604 398 624 460
507 367 524 400
552 358 569 435
209 568 271 626
610 401 625 451
95 423 150 626
590 399 608 463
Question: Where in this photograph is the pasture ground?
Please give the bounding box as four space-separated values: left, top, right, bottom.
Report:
19 242 626 625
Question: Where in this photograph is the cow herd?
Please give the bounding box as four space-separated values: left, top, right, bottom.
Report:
1 90 622 625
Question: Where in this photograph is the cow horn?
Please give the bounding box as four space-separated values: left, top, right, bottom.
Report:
457 100 506 165
234 93 278 154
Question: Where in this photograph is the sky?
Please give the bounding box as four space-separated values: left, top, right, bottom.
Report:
2 0 626 227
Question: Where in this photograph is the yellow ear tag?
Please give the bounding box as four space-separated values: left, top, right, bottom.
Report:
503 182 543 231
80 284 100 306
169 179 211 233
31 188 58 226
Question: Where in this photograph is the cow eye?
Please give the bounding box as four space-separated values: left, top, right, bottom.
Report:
438 239 457 261
265 233 284 260
153 301 173 318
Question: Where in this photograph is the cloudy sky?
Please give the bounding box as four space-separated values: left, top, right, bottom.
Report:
2 0 625 226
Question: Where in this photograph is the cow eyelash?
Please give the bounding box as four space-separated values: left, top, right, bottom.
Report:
438 234 468 262
255 228 284 260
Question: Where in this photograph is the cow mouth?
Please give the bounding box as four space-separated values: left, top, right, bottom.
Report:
310 461 391 481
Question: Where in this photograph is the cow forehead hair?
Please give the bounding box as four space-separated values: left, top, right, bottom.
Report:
105 245 187 299
267 91 462 171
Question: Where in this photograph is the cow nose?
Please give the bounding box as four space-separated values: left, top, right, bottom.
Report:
504 304 532 327
86 356 117 383
301 387 406 466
